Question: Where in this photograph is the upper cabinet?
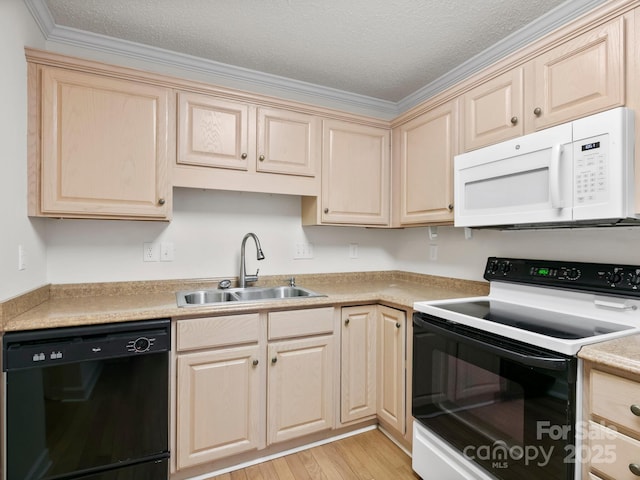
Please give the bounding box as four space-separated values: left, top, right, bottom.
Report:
529 17 625 131
302 119 391 226
461 68 524 151
393 100 458 226
28 65 173 220
461 17 625 152
177 93 318 177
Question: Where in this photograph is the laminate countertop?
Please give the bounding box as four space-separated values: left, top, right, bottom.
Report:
578 334 640 376
1 271 490 332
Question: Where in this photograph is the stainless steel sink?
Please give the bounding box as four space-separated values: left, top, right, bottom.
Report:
176 286 325 307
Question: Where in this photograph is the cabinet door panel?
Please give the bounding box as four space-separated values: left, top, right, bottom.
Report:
462 68 524 151
377 306 405 434
398 101 457 224
321 120 390 225
257 107 318 176
40 67 171 218
176 345 262 469
341 306 376 423
268 336 334 444
177 92 249 170
531 18 624 130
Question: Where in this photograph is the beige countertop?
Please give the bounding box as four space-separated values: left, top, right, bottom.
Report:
1 271 489 332
578 334 640 376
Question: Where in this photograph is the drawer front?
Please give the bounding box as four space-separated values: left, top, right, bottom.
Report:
589 421 640 480
177 314 260 351
591 369 640 436
268 307 334 340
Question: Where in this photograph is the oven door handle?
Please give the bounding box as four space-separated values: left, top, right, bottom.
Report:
414 316 570 371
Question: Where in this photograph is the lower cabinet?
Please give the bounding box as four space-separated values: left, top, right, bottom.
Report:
377 305 406 434
339 305 407 435
174 307 336 471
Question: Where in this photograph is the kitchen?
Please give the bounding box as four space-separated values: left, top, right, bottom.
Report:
2 0 640 479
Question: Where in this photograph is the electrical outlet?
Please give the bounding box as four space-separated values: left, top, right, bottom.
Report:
294 243 314 259
160 242 174 262
429 244 438 261
349 243 358 259
143 242 160 262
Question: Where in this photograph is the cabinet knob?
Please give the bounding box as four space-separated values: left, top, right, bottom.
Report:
510 116 518 125
259 155 265 161
533 107 542 117
345 319 350 326
252 359 259 366
241 153 248 159
271 356 278 364
448 204 454 211
395 322 401 329
324 208 329 214
631 404 640 416
158 198 166 205
629 464 640 476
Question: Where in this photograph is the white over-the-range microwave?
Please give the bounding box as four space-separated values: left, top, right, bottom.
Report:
454 107 637 228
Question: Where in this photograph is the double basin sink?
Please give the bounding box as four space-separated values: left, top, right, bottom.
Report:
176 285 325 307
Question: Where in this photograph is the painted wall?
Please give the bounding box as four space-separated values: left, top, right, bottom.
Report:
0 1 47 301
3 5 640 301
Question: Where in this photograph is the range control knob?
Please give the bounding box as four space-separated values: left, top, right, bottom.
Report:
607 271 623 286
566 268 581 280
629 272 640 288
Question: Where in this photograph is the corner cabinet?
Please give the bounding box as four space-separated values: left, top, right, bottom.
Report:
28 65 172 220
302 119 391 226
392 100 458 226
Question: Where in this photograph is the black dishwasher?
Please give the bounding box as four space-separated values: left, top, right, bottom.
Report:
3 319 170 480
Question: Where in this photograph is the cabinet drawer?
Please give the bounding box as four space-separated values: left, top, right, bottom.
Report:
177 314 260 351
268 307 334 340
591 370 640 436
589 421 640 480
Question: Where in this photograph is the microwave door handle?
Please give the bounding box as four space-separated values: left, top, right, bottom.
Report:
549 144 564 209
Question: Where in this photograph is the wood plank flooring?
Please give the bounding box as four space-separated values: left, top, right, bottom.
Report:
212 429 420 480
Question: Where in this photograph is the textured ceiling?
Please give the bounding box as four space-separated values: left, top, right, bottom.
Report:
41 0 575 102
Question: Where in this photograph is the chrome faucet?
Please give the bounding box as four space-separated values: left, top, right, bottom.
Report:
239 233 265 288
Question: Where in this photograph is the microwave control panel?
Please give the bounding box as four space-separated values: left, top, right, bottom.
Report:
573 133 608 206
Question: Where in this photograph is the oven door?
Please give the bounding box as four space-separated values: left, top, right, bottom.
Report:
412 312 577 480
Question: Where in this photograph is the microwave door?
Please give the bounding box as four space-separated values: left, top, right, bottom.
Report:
454 123 573 227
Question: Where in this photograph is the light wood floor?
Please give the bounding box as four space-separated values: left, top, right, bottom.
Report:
212 429 420 480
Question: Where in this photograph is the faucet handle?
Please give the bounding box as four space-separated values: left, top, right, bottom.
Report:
289 276 296 287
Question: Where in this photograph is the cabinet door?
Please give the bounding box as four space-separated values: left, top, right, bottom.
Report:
39 67 171 219
177 91 250 170
396 100 458 225
176 345 262 469
377 306 406 434
321 120 390 225
257 107 318 177
341 306 376 423
530 18 624 131
461 67 524 151
268 335 334 444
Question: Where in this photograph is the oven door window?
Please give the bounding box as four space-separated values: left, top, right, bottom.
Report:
413 318 575 480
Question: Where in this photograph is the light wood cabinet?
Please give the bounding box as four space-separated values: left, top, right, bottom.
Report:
340 306 377 423
176 345 263 469
393 100 458 226
529 17 624 131
461 68 524 151
583 362 640 480
29 65 172 220
303 119 390 226
460 18 625 153
267 334 335 444
377 306 406 434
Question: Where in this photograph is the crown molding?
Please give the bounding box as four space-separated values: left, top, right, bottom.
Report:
24 0 607 120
